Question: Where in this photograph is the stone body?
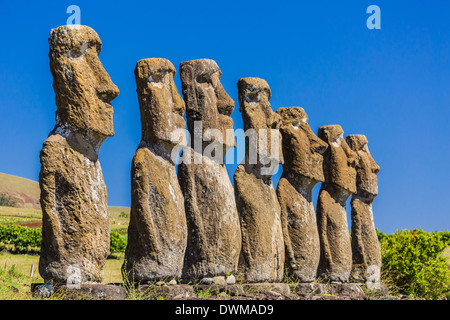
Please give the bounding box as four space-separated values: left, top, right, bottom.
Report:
123 58 187 282
276 107 328 282
39 25 119 283
316 125 357 283
346 135 381 283
178 59 241 281
234 77 285 282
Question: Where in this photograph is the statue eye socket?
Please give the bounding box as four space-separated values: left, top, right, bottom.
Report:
196 70 216 84
148 71 167 83
196 73 210 84
67 42 89 58
244 91 260 103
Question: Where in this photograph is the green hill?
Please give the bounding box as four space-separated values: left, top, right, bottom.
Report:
0 172 40 209
0 172 130 228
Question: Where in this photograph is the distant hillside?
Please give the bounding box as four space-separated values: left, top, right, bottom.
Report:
0 173 40 209
0 173 130 216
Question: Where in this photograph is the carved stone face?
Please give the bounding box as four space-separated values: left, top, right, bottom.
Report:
179 59 235 149
346 135 380 197
277 107 327 183
135 58 186 147
237 77 284 172
318 125 357 194
49 25 119 137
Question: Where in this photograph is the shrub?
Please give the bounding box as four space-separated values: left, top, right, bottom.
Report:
0 225 127 255
379 228 450 299
0 194 18 207
0 224 41 254
435 231 450 246
119 212 129 219
110 230 127 254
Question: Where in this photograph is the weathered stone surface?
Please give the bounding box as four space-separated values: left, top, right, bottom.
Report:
56 284 127 300
195 284 245 296
123 58 187 283
316 125 357 282
295 282 364 297
241 283 291 296
39 25 119 284
32 283 127 300
276 107 328 282
234 77 284 283
178 59 241 281
346 135 381 283
199 276 227 286
138 284 195 299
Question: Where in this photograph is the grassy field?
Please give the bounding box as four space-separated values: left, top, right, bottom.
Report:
0 252 125 300
0 201 129 297
0 252 125 284
0 206 42 227
0 205 130 229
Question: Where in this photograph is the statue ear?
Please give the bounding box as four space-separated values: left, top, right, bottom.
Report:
180 64 198 114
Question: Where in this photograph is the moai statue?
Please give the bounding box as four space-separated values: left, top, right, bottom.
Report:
276 107 328 282
346 135 381 286
39 25 119 284
233 77 285 283
178 59 241 283
123 58 188 283
316 125 357 283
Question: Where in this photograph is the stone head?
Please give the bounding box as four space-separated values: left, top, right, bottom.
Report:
318 125 357 194
346 135 380 197
237 77 284 175
135 58 186 147
49 25 119 138
277 107 328 183
179 59 235 149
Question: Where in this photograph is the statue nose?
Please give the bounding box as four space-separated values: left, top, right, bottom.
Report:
216 83 235 116
372 163 381 174
308 129 328 155
94 58 120 102
98 84 119 102
313 141 327 155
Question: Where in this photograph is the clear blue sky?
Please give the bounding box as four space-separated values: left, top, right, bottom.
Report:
0 1 449 234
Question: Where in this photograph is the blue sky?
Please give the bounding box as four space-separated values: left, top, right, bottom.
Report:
0 1 449 234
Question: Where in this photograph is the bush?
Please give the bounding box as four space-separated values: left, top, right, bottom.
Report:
110 231 127 254
435 231 450 246
0 224 41 254
0 225 127 255
0 194 18 207
119 212 129 219
379 228 450 299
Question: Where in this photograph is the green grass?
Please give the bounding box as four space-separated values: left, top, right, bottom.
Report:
196 287 212 299
0 216 40 225
0 205 130 229
0 251 125 300
0 206 41 218
0 267 39 300
0 251 125 287
0 251 41 280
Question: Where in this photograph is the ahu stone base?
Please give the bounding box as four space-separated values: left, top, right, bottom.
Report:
31 282 388 300
31 283 127 300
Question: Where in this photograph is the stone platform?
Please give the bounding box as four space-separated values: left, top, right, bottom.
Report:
31 283 127 300
31 282 388 300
